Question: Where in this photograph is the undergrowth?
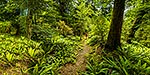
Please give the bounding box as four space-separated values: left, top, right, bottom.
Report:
0 34 81 75
81 42 150 75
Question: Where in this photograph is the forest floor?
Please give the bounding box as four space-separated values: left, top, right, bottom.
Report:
60 36 91 75
0 36 91 75
0 61 28 75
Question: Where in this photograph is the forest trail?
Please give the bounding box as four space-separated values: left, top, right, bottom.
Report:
60 36 91 75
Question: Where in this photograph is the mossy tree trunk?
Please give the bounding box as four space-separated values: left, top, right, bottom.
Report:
26 9 32 39
105 0 125 51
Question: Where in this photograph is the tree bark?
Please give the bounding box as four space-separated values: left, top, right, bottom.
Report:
15 24 20 36
105 0 125 51
58 0 67 22
26 9 32 39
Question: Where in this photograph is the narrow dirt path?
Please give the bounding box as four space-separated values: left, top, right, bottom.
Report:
60 37 91 75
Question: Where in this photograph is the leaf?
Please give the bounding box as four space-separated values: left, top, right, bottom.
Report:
33 64 39 75
28 48 35 57
40 65 52 75
99 68 109 74
142 63 147 69
6 52 14 62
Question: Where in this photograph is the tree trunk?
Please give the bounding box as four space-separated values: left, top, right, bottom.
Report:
105 0 125 51
26 10 32 39
15 24 20 36
58 0 70 24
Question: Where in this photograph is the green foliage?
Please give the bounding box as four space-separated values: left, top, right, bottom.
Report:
0 34 43 66
81 53 108 75
123 1 150 46
41 35 79 64
87 15 110 46
0 34 80 74
69 0 94 35
0 0 150 74
82 44 150 75
0 21 12 33
27 35 80 74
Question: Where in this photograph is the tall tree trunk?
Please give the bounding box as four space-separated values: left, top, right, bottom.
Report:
26 10 32 39
105 0 125 51
59 0 66 21
58 0 70 24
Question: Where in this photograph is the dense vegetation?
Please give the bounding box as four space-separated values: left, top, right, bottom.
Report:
0 0 150 75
